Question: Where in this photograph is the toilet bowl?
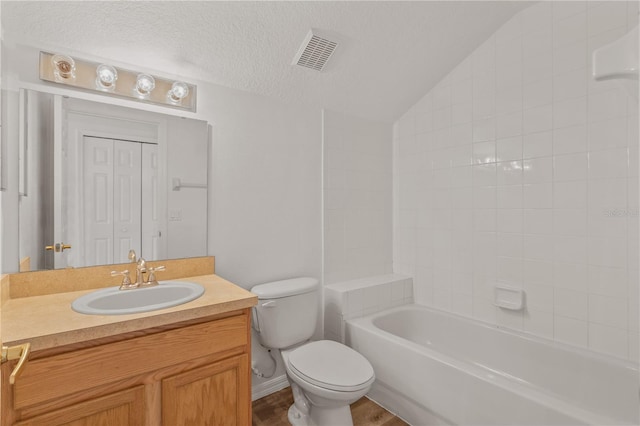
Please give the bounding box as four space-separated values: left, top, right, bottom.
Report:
251 277 375 426
281 340 375 426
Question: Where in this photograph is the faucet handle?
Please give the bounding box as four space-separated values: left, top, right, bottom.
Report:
146 266 165 286
111 270 135 290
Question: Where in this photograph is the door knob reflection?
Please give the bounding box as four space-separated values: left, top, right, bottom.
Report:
45 243 72 252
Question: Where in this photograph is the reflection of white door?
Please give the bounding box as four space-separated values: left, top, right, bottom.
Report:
141 143 161 260
112 139 143 264
73 136 157 267
83 137 142 266
48 97 169 270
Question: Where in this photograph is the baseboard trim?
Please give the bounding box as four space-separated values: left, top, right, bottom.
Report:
252 374 290 401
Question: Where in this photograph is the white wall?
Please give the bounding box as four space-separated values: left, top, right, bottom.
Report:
166 116 209 259
323 109 393 285
394 1 639 361
1 89 19 273
19 91 54 270
205 85 322 289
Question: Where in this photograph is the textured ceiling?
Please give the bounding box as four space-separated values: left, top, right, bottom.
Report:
2 1 530 122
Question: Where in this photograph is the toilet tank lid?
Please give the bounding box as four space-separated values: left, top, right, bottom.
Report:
251 277 319 299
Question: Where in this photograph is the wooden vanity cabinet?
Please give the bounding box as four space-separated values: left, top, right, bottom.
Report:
12 386 146 426
1 309 252 425
162 354 249 425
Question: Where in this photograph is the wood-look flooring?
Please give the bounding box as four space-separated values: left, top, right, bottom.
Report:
252 387 408 426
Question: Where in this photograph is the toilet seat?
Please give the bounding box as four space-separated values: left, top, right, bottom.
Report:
287 340 375 392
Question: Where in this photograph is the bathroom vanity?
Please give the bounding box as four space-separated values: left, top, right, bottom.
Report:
0 257 257 425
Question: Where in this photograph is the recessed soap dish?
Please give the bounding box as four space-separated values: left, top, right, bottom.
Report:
494 285 525 311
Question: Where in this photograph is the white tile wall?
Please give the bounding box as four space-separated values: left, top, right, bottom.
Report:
393 1 639 360
323 274 413 342
323 109 393 285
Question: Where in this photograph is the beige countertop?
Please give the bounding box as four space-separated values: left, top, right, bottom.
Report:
2 274 257 351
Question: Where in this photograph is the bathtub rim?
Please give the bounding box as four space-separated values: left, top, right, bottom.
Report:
348 303 639 371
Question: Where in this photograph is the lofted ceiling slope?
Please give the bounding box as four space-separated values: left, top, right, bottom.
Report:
2 1 531 122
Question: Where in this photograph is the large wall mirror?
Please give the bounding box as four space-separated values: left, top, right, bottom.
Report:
8 89 209 272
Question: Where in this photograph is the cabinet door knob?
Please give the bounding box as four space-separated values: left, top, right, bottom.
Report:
1 342 31 384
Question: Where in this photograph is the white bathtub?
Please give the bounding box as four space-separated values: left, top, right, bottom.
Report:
346 304 639 425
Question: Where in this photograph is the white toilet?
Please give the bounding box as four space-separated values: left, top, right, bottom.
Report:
251 277 375 426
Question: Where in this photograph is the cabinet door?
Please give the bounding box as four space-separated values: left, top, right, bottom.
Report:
14 386 145 426
162 354 250 426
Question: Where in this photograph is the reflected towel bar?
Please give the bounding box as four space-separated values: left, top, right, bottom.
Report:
172 177 206 191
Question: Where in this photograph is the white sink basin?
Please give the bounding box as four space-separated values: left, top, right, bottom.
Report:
72 281 205 315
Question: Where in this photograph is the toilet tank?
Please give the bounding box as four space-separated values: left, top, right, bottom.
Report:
251 277 319 349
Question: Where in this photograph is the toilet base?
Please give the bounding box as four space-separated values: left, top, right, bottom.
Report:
287 403 353 426
310 404 353 426
288 404 311 426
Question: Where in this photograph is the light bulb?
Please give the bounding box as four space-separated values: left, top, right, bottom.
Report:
52 54 76 81
96 64 118 90
167 81 189 103
135 74 155 97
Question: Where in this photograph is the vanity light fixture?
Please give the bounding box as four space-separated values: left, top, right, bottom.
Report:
135 74 155 98
51 54 76 81
96 64 118 91
167 81 189 104
39 51 197 112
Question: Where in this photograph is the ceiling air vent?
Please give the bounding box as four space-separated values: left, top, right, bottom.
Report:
292 30 338 72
